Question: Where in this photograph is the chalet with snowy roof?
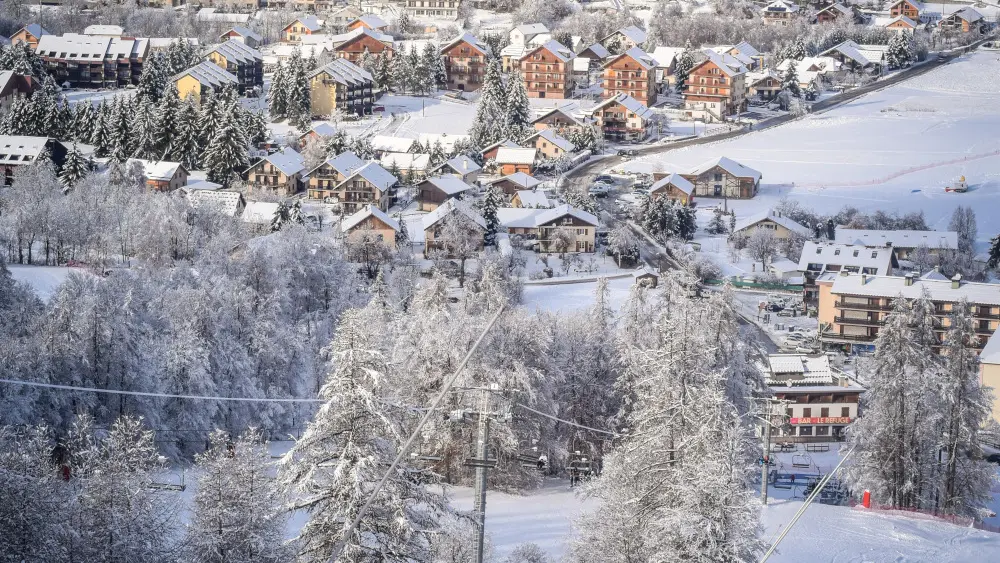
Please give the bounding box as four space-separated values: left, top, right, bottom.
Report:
486 172 542 196
601 47 657 106
648 173 695 206
329 161 397 213
0 136 66 185
220 27 263 49
680 157 761 199
495 147 538 175
417 175 476 211
818 41 886 72
205 39 263 94
173 61 238 103
586 93 654 141
282 16 324 43
939 7 984 33
35 34 149 89
765 353 864 442
328 5 365 28
347 15 389 33
511 189 552 209
797 241 896 300
298 122 338 147
833 228 958 260
708 42 763 71
380 152 430 180
817 272 1000 354
179 180 222 195
775 57 840 91
746 69 782 101
422 199 486 255
732 209 810 240
403 0 461 21
650 47 684 87
509 23 551 48
762 0 801 25
125 158 188 192
520 41 575 99
341 204 400 244
497 204 600 253
370 136 417 155
441 33 489 92
333 28 394 64
306 151 366 200
428 155 481 184
0 71 39 108
481 140 519 161
189 190 244 217
531 105 587 136
308 58 374 117
576 43 611 64
244 148 306 196
683 50 747 122
816 3 857 24
889 0 923 20
884 15 919 33
11 24 47 49
599 26 647 53
523 129 575 160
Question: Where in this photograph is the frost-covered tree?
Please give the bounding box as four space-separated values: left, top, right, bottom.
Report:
58 142 90 189
153 84 183 159
172 96 203 169
268 60 288 118
481 185 506 246
281 305 450 562
674 44 695 92
137 51 169 102
948 206 977 254
886 32 913 69
606 224 639 267
434 209 484 287
987 234 1000 270
746 228 778 270
782 62 801 97
202 118 250 185
505 542 551 563
707 206 729 234
504 71 533 142
469 59 507 148
186 429 289 563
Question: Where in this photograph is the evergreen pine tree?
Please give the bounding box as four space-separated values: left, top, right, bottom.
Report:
199 89 226 148
153 84 183 158
137 51 168 102
268 60 288 118
202 119 250 185
420 42 441 88
782 63 801 98
886 33 913 69
90 100 112 156
270 201 291 232
130 97 158 159
109 96 133 163
469 59 506 148
707 207 728 234
481 185 505 246
504 71 533 142
58 142 89 189
987 234 1000 270
674 43 695 93
172 96 203 169
407 46 423 94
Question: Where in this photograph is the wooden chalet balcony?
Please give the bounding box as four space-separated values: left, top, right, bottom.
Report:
834 300 894 311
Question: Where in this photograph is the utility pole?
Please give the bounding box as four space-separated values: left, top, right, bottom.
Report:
761 404 773 505
472 388 492 563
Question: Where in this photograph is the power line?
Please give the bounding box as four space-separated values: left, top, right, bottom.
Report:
0 378 323 404
508 401 620 437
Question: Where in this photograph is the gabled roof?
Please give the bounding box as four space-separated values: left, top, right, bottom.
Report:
763 0 800 13
697 49 747 77
189 190 243 216
531 104 584 126
83 25 124 36
442 32 488 56
819 3 854 17
341 204 400 233
688 156 761 182
590 93 654 120
797 241 895 275
225 26 263 43
496 204 597 228
536 204 599 227
371 135 416 153
309 150 365 177
885 15 918 27
833 228 958 250
251 147 305 176
289 15 323 32
949 6 983 23
766 354 835 386
432 155 482 175
733 209 810 237
525 129 575 152
920 268 949 281
339 161 397 191
819 41 886 67
307 57 372 85
353 14 389 29
603 46 654 71
890 0 924 10
302 122 338 138
649 173 694 196
419 175 475 196
380 152 430 171
495 147 537 165
20 24 48 38
578 42 610 59
521 40 574 63
514 23 549 37
423 199 487 231
206 38 262 65
125 158 185 182
334 27 394 50
491 172 541 189
650 46 684 67
481 139 519 155
732 41 760 58
747 68 782 86
606 25 647 45
514 189 552 208
172 61 238 89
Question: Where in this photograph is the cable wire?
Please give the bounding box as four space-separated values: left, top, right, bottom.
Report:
510 401 620 437
0 378 324 403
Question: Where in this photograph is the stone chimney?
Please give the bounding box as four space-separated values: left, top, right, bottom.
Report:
905 272 914 286
951 273 962 289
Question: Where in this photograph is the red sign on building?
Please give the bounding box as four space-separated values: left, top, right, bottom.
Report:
789 417 852 425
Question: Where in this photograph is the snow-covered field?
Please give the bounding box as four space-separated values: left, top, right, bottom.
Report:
618 50 1000 249
7 265 79 301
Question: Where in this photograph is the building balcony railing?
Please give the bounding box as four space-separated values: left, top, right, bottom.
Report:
819 332 876 343
834 300 894 312
834 316 884 327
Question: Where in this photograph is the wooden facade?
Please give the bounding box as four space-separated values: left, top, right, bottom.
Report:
335 33 394 63
441 34 488 92
683 57 747 121
519 42 574 99
681 166 759 199
601 50 656 106
889 0 921 19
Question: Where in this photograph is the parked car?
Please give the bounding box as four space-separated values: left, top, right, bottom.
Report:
589 185 611 197
594 174 616 184
617 149 639 158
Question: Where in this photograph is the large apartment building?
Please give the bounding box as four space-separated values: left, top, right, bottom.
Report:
205 39 264 94
683 50 747 122
817 272 1000 354
440 33 488 92
519 40 575 99
34 34 149 88
601 47 657 106
404 0 461 20
308 58 374 117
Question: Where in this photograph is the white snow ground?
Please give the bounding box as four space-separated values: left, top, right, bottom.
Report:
7 265 78 301
617 50 1000 249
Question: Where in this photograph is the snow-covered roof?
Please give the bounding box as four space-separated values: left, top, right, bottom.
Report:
514 189 552 208
0 135 50 164
523 40 574 63
181 180 222 192
689 156 761 182
733 209 810 237
497 204 598 228
820 3 854 17
189 190 243 216
891 0 924 9
579 42 610 59
83 25 124 36
590 93 654 119
766 354 834 386
342 162 397 191
514 23 549 37
776 56 840 76
820 41 886 67
442 32 488 56
920 268 949 281
303 122 338 138
831 273 1000 306
371 135 416 153
698 49 746 77
500 44 528 59
648 173 694 196
423 199 487 231
322 151 366 177
491 172 541 189
432 155 481 175
732 41 760 58
764 0 800 13
611 25 647 45
266 44 331 64
708 45 754 67
242 201 279 225
20 24 48 38
769 258 800 274
949 6 983 23
125 158 184 182
481 139 520 155
495 147 537 165
36 34 112 62
527 129 575 152
196 9 250 24
172 61 238 89
604 47 654 71
536 204 599 227
206 38 262 64
226 26 262 43
747 68 782 86
531 103 584 126
353 14 388 29
333 27 393 49
798 242 894 275
341 204 400 233
380 152 430 171
650 46 684 67
253 148 305 176
418 133 469 153
308 57 372 85
980 332 1000 365
885 15 918 28
834 228 958 250
290 15 323 32
419 175 475 196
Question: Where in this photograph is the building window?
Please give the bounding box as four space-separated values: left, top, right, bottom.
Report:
820 407 829 417
799 426 813 436
802 408 812 418
841 407 850 417
816 426 830 436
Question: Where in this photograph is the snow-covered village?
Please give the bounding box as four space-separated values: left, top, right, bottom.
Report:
3 0 1000 560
